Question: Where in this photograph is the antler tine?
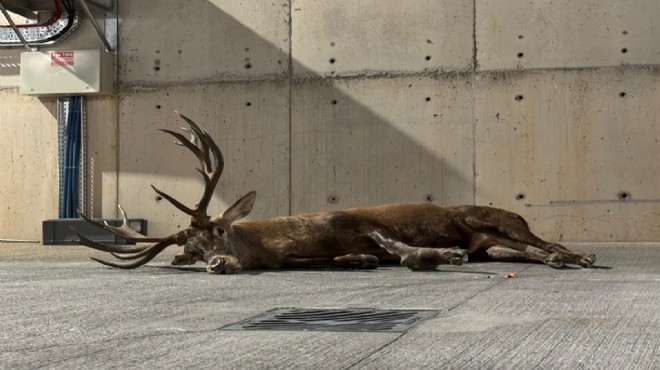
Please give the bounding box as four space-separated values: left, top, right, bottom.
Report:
110 249 154 260
175 111 225 214
150 184 197 216
77 230 182 269
73 230 152 254
75 204 186 269
152 112 225 218
174 127 198 147
175 111 215 172
158 129 205 163
90 242 172 269
77 207 161 243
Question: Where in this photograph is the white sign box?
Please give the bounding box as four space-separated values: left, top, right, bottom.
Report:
20 50 113 96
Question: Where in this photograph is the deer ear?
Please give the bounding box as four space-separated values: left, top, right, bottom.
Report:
222 191 257 223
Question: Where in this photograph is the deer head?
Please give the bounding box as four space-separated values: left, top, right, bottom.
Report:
76 112 255 274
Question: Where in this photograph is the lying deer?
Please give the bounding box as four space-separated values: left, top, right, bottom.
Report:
76 112 596 274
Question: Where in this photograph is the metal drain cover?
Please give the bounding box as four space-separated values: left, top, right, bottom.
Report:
222 308 440 333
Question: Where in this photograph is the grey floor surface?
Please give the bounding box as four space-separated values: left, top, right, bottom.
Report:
1 243 659 369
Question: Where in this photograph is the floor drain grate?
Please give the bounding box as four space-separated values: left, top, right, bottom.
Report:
221 308 440 333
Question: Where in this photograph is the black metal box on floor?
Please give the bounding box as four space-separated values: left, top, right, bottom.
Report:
42 218 148 245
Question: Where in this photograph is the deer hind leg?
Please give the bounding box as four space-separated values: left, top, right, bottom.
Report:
485 246 564 268
468 233 564 268
368 231 467 271
465 216 596 268
512 234 595 268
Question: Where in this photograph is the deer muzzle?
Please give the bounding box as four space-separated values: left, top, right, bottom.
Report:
206 255 243 274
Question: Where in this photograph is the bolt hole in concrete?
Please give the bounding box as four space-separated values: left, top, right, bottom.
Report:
331 99 338 105
619 92 626 97
425 55 432 61
515 193 526 201
327 195 339 204
246 102 252 107
244 63 252 69
156 105 162 109
425 97 431 102
617 191 632 201
517 52 524 58
621 47 628 54
515 95 524 101
155 195 163 202
425 194 434 202
329 57 336 64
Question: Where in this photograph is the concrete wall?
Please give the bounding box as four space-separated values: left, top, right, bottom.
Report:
1 0 659 242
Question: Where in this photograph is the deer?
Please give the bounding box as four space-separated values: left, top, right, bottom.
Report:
75 112 596 274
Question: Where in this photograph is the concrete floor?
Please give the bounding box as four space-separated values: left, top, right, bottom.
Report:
1 243 659 369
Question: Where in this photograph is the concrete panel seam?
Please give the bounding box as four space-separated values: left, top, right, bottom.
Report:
292 68 474 81
287 0 293 216
118 69 476 92
473 65 660 80
118 73 290 92
290 69 475 83
472 0 478 72
117 64 660 93
477 64 660 74
342 335 405 370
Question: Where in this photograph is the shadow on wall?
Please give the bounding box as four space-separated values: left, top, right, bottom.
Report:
0 1 473 232
115 0 474 226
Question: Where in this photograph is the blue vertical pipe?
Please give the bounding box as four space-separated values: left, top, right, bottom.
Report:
59 96 82 218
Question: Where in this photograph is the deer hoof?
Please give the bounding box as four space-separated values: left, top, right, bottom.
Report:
578 254 596 268
546 253 564 269
449 249 468 266
359 254 380 269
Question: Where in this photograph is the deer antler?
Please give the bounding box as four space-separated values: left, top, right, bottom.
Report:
152 111 224 220
75 111 224 269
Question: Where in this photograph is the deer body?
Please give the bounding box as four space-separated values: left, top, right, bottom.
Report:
231 203 463 269
76 113 596 274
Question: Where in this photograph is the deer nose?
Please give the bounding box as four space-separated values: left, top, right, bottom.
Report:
207 257 226 274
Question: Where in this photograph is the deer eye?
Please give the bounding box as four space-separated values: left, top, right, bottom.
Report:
213 227 226 237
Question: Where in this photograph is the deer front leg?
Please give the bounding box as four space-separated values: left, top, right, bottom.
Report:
282 255 379 269
368 231 467 271
333 254 380 269
171 252 198 266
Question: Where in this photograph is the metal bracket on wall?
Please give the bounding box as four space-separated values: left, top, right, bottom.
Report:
75 0 115 52
102 1 117 52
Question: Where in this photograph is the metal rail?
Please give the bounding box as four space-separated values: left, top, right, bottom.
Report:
0 0 31 51
76 0 112 52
